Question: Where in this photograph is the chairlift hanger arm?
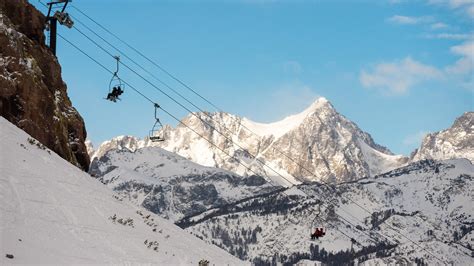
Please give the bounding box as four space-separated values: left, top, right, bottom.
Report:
60 0 71 13
113 55 120 74
46 0 72 18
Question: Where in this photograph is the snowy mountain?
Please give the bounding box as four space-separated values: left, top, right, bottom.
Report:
177 159 474 265
93 98 408 184
412 112 474 163
89 145 278 221
0 117 243 265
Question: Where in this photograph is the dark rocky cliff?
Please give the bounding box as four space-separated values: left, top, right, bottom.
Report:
0 0 90 171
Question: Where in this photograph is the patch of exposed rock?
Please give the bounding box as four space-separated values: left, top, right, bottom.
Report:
0 0 90 170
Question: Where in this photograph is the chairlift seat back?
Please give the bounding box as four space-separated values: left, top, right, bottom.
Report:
150 136 165 142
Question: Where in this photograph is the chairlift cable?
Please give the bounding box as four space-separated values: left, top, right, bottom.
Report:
64 10 399 245
65 13 445 263
66 2 398 220
69 3 366 190
57 6 388 240
60 13 443 262
38 0 375 248
67 5 421 235
57 32 280 189
52 4 449 263
67 21 414 250
70 24 299 188
57 32 407 257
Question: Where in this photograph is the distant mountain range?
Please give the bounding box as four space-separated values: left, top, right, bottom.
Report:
86 107 474 264
89 98 472 185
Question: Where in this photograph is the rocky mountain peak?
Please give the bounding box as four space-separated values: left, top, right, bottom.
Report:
91 135 142 160
306 96 331 111
94 98 407 184
452 111 473 130
412 112 473 163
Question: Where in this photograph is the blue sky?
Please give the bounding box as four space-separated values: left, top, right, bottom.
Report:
32 0 473 155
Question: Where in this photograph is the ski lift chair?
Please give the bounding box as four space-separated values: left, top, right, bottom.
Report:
149 103 165 142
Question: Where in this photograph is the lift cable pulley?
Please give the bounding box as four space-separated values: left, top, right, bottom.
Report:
44 0 73 55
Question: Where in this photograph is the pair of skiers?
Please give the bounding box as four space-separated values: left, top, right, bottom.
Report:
106 86 124 102
311 228 326 240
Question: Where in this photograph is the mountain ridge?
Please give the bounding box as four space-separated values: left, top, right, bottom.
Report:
412 112 473 163
91 97 408 184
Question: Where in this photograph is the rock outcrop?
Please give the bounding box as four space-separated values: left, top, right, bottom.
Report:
0 0 90 170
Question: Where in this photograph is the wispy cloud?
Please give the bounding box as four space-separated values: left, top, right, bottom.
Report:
430 22 449 29
445 41 474 75
468 4 474 17
427 0 474 18
387 15 433 25
403 131 429 146
360 40 474 94
360 57 443 94
423 32 473 40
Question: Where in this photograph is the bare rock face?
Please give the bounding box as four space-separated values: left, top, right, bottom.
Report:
0 0 90 171
411 112 473 163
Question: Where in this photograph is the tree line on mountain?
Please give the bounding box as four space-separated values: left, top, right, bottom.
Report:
250 242 430 266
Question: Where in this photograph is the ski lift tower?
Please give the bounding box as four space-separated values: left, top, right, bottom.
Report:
45 0 74 55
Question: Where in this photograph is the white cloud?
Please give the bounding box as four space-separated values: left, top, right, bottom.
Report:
424 33 473 40
360 57 443 94
451 41 474 56
448 0 474 8
445 41 474 74
430 22 449 29
467 4 474 16
387 15 432 25
427 0 474 18
361 41 473 94
403 131 429 146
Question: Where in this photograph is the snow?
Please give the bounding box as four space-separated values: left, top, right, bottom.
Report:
186 158 473 265
358 139 408 176
242 97 329 139
90 145 276 221
0 117 244 265
283 186 307 197
295 259 322 265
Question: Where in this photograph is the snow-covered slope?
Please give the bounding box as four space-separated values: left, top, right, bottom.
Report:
93 98 408 184
178 159 474 265
412 112 473 163
0 117 243 265
89 146 277 221
241 99 329 139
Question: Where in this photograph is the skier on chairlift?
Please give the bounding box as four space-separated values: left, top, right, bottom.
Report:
105 56 124 102
106 86 124 102
311 227 326 240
